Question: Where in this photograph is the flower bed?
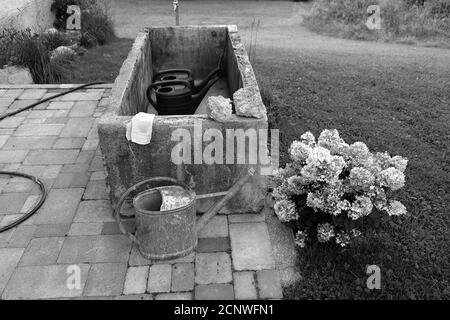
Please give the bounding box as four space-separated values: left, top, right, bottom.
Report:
271 129 408 248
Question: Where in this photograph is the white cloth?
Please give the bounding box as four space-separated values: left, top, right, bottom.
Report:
125 112 155 145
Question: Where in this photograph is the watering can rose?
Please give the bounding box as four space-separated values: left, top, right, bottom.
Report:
271 129 408 248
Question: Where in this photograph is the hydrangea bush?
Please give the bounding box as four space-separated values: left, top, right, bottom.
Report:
271 129 408 248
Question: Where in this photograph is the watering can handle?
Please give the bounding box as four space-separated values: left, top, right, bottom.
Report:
146 80 191 108
114 177 192 245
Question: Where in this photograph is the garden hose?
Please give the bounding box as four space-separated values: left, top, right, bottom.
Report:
0 81 108 233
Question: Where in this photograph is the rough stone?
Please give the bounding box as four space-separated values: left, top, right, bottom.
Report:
229 222 275 271
0 66 34 85
172 263 195 292
206 96 232 123
233 271 257 300
83 263 128 296
123 266 149 295
147 264 171 293
50 46 76 61
194 284 234 300
233 86 266 119
195 252 232 285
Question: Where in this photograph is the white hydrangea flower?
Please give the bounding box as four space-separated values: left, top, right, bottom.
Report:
390 155 408 173
349 141 371 166
350 229 362 237
274 199 298 222
289 141 312 162
335 231 351 247
386 200 407 216
378 167 405 191
349 167 375 191
287 175 307 195
300 131 316 146
306 192 325 211
348 195 373 220
317 223 335 243
306 146 332 166
294 230 308 248
318 129 349 155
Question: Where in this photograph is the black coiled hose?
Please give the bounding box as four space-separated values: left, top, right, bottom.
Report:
0 81 108 233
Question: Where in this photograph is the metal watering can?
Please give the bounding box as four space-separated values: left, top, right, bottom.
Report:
146 68 220 115
115 168 255 261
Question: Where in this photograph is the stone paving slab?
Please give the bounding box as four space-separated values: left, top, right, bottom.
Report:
0 86 292 300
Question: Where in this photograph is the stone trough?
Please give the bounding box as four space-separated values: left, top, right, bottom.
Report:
98 25 269 214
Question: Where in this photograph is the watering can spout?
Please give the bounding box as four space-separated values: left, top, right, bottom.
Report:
195 167 256 233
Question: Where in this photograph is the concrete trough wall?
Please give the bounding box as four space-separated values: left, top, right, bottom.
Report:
99 25 268 214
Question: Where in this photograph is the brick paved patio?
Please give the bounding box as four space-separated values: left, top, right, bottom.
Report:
0 85 298 300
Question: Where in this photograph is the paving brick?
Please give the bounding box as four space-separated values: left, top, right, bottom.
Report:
19 237 65 266
60 118 94 138
53 172 90 188
197 215 228 238
34 188 83 225
3 89 24 99
9 100 39 110
194 284 234 300
24 149 79 165
74 200 114 222
196 237 230 253
18 89 47 100
57 235 131 263
0 150 28 163
1 225 36 248
0 193 28 214
43 165 62 179
76 150 95 165
61 91 103 101
3 136 57 150
156 292 193 300
33 224 70 238
69 101 97 117
47 101 74 110
195 253 232 285
0 117 25 128
61 163 89 173
0 214 22 228
128 244 195 266
68 222 103 236
115 294 153 300
234 272 257 300
230 222 275 271
83 180 108 200
0 135 8 148
2 179 34 193
27 110 56 119
256 270 283 299
101 220 135 235
44 117 68 124
2 264 89 299
20 195 41 213
83 263 127 297
0 248 24 295
53 137 85 149
228 213 265 223
123 266 149 295
90 171 106 181
172 263 195 292
147 264 172 293
14 124 64 136
23 118 46 124
88 155 104 171
82 138 99 151
0 98 14 108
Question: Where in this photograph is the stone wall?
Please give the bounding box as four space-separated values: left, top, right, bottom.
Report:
0 0 55 33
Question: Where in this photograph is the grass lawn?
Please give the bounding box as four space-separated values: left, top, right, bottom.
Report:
256 47 449 299
66 38 134 83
